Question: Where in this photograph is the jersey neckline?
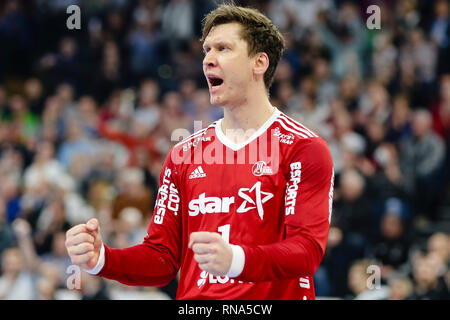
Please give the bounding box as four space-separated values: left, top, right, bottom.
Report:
214 108 281 151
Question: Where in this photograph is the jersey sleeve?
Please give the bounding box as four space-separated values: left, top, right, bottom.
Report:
235 137 334 282
97 151 182 287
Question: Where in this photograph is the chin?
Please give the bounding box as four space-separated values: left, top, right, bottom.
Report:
210 96 224 107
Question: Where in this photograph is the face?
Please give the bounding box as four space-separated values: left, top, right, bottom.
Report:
202 23 256 107
381 215 403 239
1 248 23 275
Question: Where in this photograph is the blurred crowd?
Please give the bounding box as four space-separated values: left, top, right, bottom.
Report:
0 0 449 300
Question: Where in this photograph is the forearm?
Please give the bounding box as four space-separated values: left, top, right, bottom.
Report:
97 243 179 287
235 229 324 282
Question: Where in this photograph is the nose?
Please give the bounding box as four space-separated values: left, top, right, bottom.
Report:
202 50 217 69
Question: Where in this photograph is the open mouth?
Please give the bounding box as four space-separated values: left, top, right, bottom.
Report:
208 76 224 88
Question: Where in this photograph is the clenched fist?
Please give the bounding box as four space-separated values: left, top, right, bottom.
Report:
188 232 233 276
65 218 103 270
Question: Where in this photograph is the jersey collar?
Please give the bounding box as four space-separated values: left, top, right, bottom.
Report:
214 108 280 151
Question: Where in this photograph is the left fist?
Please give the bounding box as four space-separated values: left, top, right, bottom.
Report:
188 232 233 276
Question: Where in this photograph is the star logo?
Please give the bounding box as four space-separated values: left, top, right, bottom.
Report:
237 181 274 220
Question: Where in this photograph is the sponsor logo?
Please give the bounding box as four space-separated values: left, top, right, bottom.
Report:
188 193 235 216
252 161 273 176
197 270 245 288
182 136 212 152
285 162 301 216
273 127 295 145
299 276 310 289
188 182 273 220
171 126 280 166
154 168 180 224
189 166 206 179
237 181 273 220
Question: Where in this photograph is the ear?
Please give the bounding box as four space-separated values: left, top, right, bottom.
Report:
253 52 269 79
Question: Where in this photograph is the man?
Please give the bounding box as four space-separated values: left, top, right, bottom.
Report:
65 4 334 300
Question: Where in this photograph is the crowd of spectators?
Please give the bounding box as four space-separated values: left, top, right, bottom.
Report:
0 0 449 300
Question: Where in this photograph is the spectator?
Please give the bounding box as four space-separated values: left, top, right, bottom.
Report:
410 253 450 299
128 8 163 81
429 0 450 75
161 0 195 52
371 31 398 87
386 94 412 143
23 78 45 116
0 173 22 223
36 275 57 300
427 232 450 273
57 120 98 176
111 167 153 222
399 109 446 221
323 169 372 297
333 169 373 238
0 198 16 258
6 94 40 143
368 142 405 210
347 259 390 300
311 56 338 105
372 198 411 280
317 2 364 79
133 79 161 134
23 140 74 195
388 275 414 300
0 247 35 299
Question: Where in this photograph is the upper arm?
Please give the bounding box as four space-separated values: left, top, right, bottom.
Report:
284 138 334 255
144 152 183 270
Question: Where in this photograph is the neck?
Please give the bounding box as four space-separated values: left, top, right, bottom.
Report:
220 90 275 142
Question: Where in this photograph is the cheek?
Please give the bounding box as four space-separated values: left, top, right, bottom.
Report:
227 67 252 89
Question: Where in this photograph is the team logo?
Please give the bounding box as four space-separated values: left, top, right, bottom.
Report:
252 161 273 176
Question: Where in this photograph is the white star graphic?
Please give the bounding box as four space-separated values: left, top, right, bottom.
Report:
237 181 274 220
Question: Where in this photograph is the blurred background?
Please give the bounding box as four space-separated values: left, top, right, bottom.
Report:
0 0 449 300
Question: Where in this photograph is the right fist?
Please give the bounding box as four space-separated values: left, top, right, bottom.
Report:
65 218 103 270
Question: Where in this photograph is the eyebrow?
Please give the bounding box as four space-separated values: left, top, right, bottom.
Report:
202 40 233 51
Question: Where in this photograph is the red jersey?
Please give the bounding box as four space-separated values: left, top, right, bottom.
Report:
97 108 334 300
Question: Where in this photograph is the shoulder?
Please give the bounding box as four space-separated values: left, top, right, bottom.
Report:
164 120 218 170
273 112 332 169
172 121 218 153
273 111 321 142
273 111 329 152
